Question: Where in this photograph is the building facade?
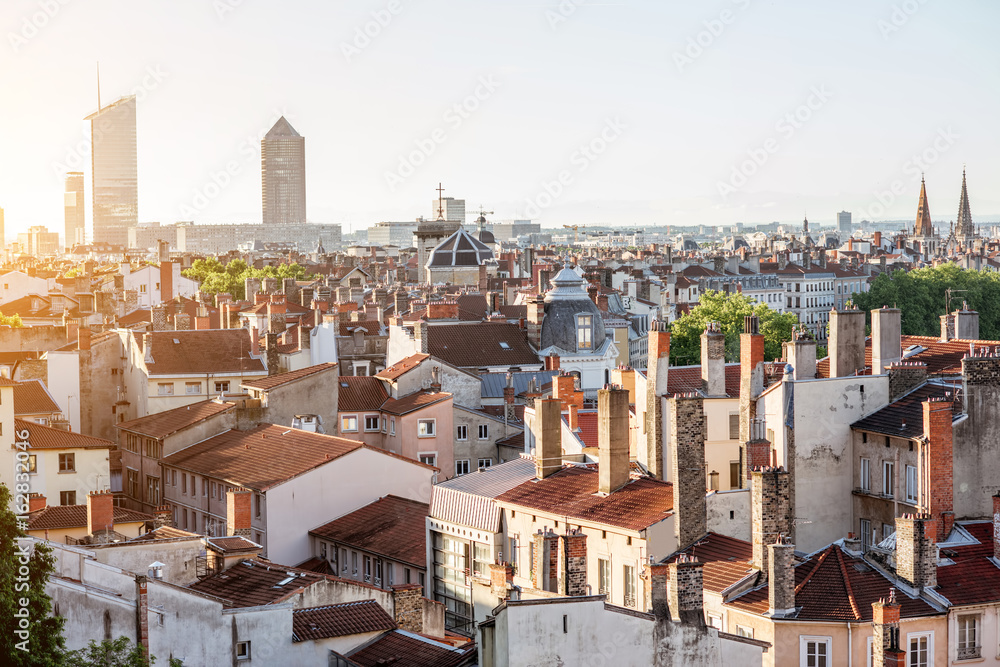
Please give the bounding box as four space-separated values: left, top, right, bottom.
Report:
64 171 85 247
262 116 306 224
86 95 138 247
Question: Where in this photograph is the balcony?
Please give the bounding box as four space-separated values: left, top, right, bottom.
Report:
957 645 981 661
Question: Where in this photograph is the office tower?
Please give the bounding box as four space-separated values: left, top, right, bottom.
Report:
85 95 138 247
261 117 306 224
432 196 465 224
837 211 851 236
64 172 85 247
18 226 60 256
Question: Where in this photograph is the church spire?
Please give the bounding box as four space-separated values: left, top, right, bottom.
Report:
914 175 933 237
956 167 973 238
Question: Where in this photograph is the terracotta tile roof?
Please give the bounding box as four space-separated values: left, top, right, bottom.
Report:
936 521 1000 606
160 424 365 491
426 323 538 368
376 353 430 381
116 400 234 439
13 380 62 416
119 308 151 326
0 376 21 386
565 411 598 448
380 390 451 416
138 329 266 376
495 431 524 450
338 320 384 337
309 495 429 568
127 526 200 542
337 376 389 412
817 334 1000 378
851 382 961 439
667 532 757 594
206 536 262 553
292 600 396 641
496 466 673 531
187 559 328 608
16 419 113 450
348 630 477 667
27 504 152 531
241 362 338 391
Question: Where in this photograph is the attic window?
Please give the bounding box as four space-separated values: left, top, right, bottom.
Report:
499 342 510 350
340 382 349 388
274 574 297 587
172 339 180 344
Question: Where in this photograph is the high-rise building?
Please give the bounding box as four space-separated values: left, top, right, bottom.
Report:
261 117 306 224
837 211 851 236
432 196 465 224
18 226 60 256
85 95 138 247
64 172 85 248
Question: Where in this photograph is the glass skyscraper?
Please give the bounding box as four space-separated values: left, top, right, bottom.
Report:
85 95 138 247
64 171 85 248
261 117 306 224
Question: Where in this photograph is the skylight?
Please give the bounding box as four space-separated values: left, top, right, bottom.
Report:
499 342 510 349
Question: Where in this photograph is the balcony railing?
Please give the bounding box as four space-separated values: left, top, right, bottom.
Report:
623 593 637 609
957 645 981 660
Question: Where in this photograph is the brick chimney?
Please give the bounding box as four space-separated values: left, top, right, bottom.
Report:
567 403 579 432
872 589 905 667
939 313 955 342
745 419 772 479
752 467 792 575
534 398 562 479
28 493 45 512
887 361 927 401
667 555 705 626
78 327 92 351
559 529 588 596
874 231 883 248
414 321 429 354
829 307 866 377
739 315 765 485
643 562 669 617
143 333 154 365
503 373 516 422
136 575 150 655
391 584 424 633
249 327 260 358
669 394 707 549
526 295 545 348
532 528 559 591
768 538 796 617
871 307 902 374
154 505 173 529
645 320 671 480
598 386 630 495
226 488 252 537
268 294 287 334
923 398 954 541
87 490 115 536
895 514 937 589
159 261 174 302
544 353 560 371
700 321 725 396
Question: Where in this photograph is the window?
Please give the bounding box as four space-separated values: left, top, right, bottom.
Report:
60 490 76 505
957 615 980 659
598 558 611 596
145 439 162 459
419 453 437 467
906 465 918 503
883 461 894 497
214 381 230 393
146 477 160 505
478 458 493 469
352 552 358 576
728 413 740 440
860 458 871 492
455 459 470 476
157 383 173 396
730 461 740 489
341 415 358 432
389 418 395 435
577 314 593 350
235 641 251 661
381 417 387 432
364 414 380 432
417 419 436 437
24 455 36 473
478 424 489 440
139 284 147 293
623 564 636 608
860 519 871 552
202 477 207 496
456 425 468 441
58 453 75 472
255 493 262 518
735 625 754 639
907 632 931 667
800 636 831 667
185 382 200 395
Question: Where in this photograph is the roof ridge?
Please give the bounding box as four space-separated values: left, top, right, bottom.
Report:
835 546 862 620
795 544 833 596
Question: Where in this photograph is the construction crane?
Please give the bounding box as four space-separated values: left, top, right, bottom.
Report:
472 205 494 231
563 224 582 245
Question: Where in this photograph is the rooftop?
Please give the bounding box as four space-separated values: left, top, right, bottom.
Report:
241 362 338 392
187 559 326 608
425 323 538 368
137 329 266 376
16 418 114 450
348 630 476 667
12 379 61 416
27 504 152 532
309 495 429 569
116 400 234 439
292 600 396 642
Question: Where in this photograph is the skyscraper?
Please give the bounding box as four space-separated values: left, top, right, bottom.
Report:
432 196 465 224
837 211 851 236
85 95 138 247
261 117 306 224
64 172 85 248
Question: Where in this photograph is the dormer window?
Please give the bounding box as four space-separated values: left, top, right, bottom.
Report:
577 314 593 350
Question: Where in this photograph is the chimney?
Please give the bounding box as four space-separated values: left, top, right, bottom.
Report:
993 492 1000 562
534 398 562 479
136 575 150 655
700 321 725 396
391 584 424 633
783 328 816 380
874 231 883 248
27 493 46 512
414 320 429 354
143 333 154 365
745 419 772 480
939 313 954 342
430 365 442 393
667 555 705 626
643 562 670 617
249 327 260 358
751 467 792 575
66 320 79 344
872 590 905 667
954 306 979 340
887 361 927 401
558 529 588 596
544 353 560 371
265 332 280 376
526 295 545 349
829 307 866 377
871 307 902 374
226 488 252 537
552 372 581 413
768 539 796 617
611 366 636 405
568 403 579 432
923 398 954 541
895 514 937 590
739 315 765 485
802 251 811 270
669 394 707 548
489 562 514 599
78 327 92 351
531 528 560 591
159 261 174 302
154 505 173 529
598 386 630 494
645 320 671 480
503 373 516 422
87 490 115 536
268 295 287 334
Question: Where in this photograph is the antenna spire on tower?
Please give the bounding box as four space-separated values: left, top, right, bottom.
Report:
436 182 445 220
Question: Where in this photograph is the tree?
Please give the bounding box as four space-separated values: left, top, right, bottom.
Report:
668 291 799 365
0 484 67 665
182 258 310 300
0 311 24 327
63 637 185 667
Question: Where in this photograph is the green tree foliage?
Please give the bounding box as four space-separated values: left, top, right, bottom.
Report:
181 259 310 300
0 484 67 665
0 311 24 327
852 265 1000 339
64 637 182 667
669 291 800 365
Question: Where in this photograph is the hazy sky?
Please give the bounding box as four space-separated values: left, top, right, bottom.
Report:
2 0 999 238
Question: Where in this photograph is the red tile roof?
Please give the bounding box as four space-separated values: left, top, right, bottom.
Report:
817 334 1000 378
309 495 429 568
187 559 329 608
348 630 476 667
116 400 235 439
380 390 451 416
16 419 113 450
337 376 389 412
851 382 960 439
127 526 200 542
936 521 1000 606
241 362 338 391
667 532 757 594
338 320 384 337
27 504 152 531
496 466 673 531
565 410 598 448
376 354 430 381
292 600 396 641
426 323 538 368
13 380 61 416
138 329 266 376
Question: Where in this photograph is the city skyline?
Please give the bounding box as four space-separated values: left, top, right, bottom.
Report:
2 0 999 239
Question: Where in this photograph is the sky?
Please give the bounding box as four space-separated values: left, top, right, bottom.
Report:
2 0 999 239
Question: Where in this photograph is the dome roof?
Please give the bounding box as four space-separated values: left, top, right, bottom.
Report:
478 229 496 244
540 266 606 353
427 228 494 267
